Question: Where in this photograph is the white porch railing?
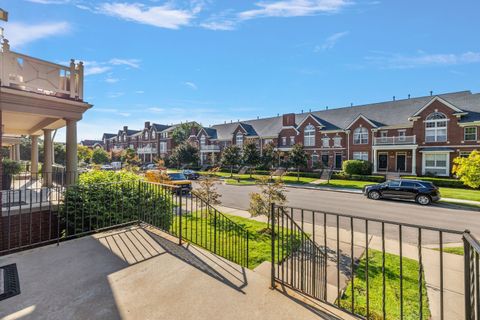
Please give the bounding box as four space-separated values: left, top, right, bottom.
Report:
200 145 221 151
0 39 84 100
373 135 416 145
137 146 156 154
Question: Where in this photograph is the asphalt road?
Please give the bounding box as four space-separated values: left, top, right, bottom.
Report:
195 183 480 244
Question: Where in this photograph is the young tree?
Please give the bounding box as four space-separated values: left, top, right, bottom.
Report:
192 167 222 206
170 142 199 168
121 148 140 168
172 122 201 145
242 141 260 178
288 143 308 181
452 151 480 188
221 145 241 177
78 145 93 164
248 175 287 222
91 148 110 164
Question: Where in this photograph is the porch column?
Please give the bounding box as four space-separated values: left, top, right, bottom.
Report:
211 152 215 165
15 144 20 161
200 152 204 165
411 149 417 175
9 145 14 160
65 119 78 185
43 129 53 187
31 135 39 177
373 148 378 173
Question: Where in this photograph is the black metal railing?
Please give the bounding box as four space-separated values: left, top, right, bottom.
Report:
464 231 480 320
270 204 465 320
1 180 250 269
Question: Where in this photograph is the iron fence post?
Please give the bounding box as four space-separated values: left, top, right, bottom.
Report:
213 208 217 254
178 189 183 245
463 230 473 320
270 202 276 289
246 231 249 268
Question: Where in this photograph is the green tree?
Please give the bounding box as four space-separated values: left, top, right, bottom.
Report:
54 143 66 165
78 145 93 164
91 148 110 164
248 175 287 222
192 167 222 206
288 144 308 181
261 142 276 170
170 142 199 168
242 141 260 178
121 148 140 167
452 151 480 188
172 122 201 145
221 145 241 177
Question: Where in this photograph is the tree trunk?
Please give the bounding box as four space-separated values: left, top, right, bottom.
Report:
297 167 300 181
230 165 233 178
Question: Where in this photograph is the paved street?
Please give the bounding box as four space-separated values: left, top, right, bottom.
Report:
195 183 480 244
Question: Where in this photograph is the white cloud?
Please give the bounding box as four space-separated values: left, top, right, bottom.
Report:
135 90 145 94
4 22 70 47
98 2 198 29
148 107 165 113
315 31 349 51
105 76 119 83
200 20 236 31
84 65 111 76
107 92 125 98
184 81 198 90
109 58 141 68
365 51 480 69
238 0 352 20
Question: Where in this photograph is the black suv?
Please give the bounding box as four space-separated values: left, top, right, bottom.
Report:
363 179 440 205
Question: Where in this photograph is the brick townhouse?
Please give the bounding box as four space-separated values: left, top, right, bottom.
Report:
100 90 480 176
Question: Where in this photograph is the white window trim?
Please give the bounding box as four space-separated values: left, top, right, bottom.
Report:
304 124 316 147
333 136 342 147
236 133 244 146
464 127 477 141
353 127 369 145
353 151 369 161
422 152 450 176
425 112 448 143
322 137 330 148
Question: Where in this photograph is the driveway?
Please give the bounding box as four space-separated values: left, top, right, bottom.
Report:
195 183 479 244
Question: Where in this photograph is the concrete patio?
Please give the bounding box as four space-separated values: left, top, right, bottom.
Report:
0 225 353 320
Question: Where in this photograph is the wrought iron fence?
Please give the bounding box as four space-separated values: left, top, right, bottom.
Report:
270 204 465 320
1 179 250 269
463 231 480 320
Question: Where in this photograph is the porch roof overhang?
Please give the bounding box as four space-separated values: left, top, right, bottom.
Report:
0 86 92 136
372 144 418 150
2 134 22 146
419 147 455 153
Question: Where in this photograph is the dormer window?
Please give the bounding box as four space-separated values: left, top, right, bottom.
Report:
353 127 368 144
236 133 243 146
304 124 315 146
425 112 447 142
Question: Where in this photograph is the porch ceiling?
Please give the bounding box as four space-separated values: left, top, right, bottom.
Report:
0 86 92 136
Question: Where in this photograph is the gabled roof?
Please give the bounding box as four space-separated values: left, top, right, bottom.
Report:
297 113 324 128
80 140 103 147
118 129 141 136
236 123 257 136
198 127 218 139
102 133 116 139
411 96 464 117
152 123 170 131
344 114 378 130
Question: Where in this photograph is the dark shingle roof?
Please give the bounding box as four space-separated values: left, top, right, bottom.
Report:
152 123 170 131
102 133 116 139
81 140 103 147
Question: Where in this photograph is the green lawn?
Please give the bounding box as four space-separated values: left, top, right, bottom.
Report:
433 246 464 256
340 249 430 320
439 187 480 202
175 212 300 269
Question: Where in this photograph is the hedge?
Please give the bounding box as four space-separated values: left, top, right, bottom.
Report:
342 160 373 175
332 173 385 183
401 175 472 189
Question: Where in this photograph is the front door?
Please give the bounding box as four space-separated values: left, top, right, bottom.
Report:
334 154 342 169
378 153 388 171
396 154 406 171
321 155 329 168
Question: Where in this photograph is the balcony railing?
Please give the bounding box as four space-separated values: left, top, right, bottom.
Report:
137 146 156 154
0 39 84 100
200 144 221 151
374 135 416 145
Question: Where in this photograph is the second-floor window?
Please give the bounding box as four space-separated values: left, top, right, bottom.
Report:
152 131 156 139
398 130 406 141
144 131 149 140
425 112 447 142
236 133 243 146
160 142 167 153
322 137 329 148
282 136 287 146
289 136 295 145
304 124 315 146
333 136 342 147
200 135 206 147
464 127 477 141
353 127 368 144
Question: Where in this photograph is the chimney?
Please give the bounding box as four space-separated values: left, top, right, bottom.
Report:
351 103 353 107
408 94 411 99
144 121 150 129
430 91 433 96
190 125 198 136
309 108 311 112
257 116 259 119
393 96 396 101
301 109 303 114
282 113 295 126
123 126 128 132
326 106 329 110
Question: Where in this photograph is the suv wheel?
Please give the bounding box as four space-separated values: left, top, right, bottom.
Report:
368 190 381 200
416 194 431 205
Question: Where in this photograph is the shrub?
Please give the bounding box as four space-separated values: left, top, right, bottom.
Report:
452 151 480 189
401 175 472 189
2 159 22 175
342 160 373 175
61 170 172 236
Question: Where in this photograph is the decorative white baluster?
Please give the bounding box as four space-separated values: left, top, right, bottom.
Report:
69 59 75 98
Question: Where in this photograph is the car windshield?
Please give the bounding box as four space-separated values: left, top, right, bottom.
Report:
168 173 187 180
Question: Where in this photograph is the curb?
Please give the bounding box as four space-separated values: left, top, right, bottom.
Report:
283 183 363 194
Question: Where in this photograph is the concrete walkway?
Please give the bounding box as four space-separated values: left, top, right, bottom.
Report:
0 225 354 320
217 205 465 320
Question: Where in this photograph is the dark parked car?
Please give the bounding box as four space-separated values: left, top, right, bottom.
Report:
363 179 440 205
182 169 200 180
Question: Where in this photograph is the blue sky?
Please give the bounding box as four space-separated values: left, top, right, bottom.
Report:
2 0 480 141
